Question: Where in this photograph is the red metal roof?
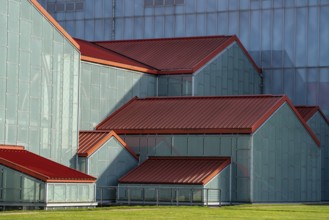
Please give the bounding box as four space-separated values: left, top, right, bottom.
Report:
119 157 231 185
0 146 96 183
96 95 320 146
78 130 138 159
89 35 261 74
295 106 329 125
75 38 157 74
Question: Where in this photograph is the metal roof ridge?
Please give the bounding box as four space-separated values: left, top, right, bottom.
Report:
93 35 234 44
296 105 329 126
78 130 139 160
137 94 284 100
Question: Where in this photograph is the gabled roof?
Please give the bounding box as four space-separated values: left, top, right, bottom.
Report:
75 38 157 74
0 145 96 183
78 130 138 160
295 106 329 125
119 157 231 185
96 95 320 146
30 0 79 49
78 35 261 74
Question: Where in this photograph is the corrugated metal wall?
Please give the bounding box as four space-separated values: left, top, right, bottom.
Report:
122 134 251 202
0 0 80 167
79 62 157 130
82 137 138 200
252 103 321 202
158 75 192 96
0 165 45 203
307 112 329 201
204 165 231 203
194 43 261 96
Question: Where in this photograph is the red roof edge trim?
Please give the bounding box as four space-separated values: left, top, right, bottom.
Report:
81 56 158 74
78 131 139 161
96 97 139 130
233 35 262 74
201 157 231 185
285 99 320 147
316 108 329 126
0 145 25 150
0 157 50 182
111 128 252 135
29 0 80 50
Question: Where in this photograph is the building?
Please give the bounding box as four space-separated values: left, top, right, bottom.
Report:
75 35 261 129
117 157 231 205
37 0 329 120
296 106 329 201
0 0 328 208
96 95 321 203
0 145 96 209
77 131 138 202
0 0 80 167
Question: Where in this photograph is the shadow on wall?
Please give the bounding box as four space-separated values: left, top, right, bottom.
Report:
251 50 329 118
79 62 157 130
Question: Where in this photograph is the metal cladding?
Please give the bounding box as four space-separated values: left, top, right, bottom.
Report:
75 38 155 71
0 146 96 183
93 35 261 74
97 95 285 133
78 131 138 159
119 157 231 185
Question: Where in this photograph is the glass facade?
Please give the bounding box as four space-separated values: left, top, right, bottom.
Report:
0 0 80 166
38 0 329 117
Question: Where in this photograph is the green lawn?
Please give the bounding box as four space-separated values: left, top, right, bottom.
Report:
1 204 329 220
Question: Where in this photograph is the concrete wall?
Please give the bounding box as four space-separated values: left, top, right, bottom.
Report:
80 62 157 130
307 112 329 201
0 0 80 167
122 134 251 202
252 103 321 202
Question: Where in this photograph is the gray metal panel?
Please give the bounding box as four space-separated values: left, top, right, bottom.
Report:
122 134 251 202
47 183 95 203
194 43 261 96
307 112 329 201
86 137 138 200
204 165 231 203
0 0 80 167
80 62 157 130
252 103 321 202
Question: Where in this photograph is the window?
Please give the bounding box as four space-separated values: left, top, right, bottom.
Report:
144 0 185 7
47 0 84 12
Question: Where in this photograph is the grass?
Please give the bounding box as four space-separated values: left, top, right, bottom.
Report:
1 204 329 220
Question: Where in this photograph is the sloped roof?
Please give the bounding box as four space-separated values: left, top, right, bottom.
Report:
75 38 157 74
119 157 231 185
78 130 138 159
30 0 79 49
79 35 261 74
96 95 319 146
0 145 96 183
295 106 329 125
